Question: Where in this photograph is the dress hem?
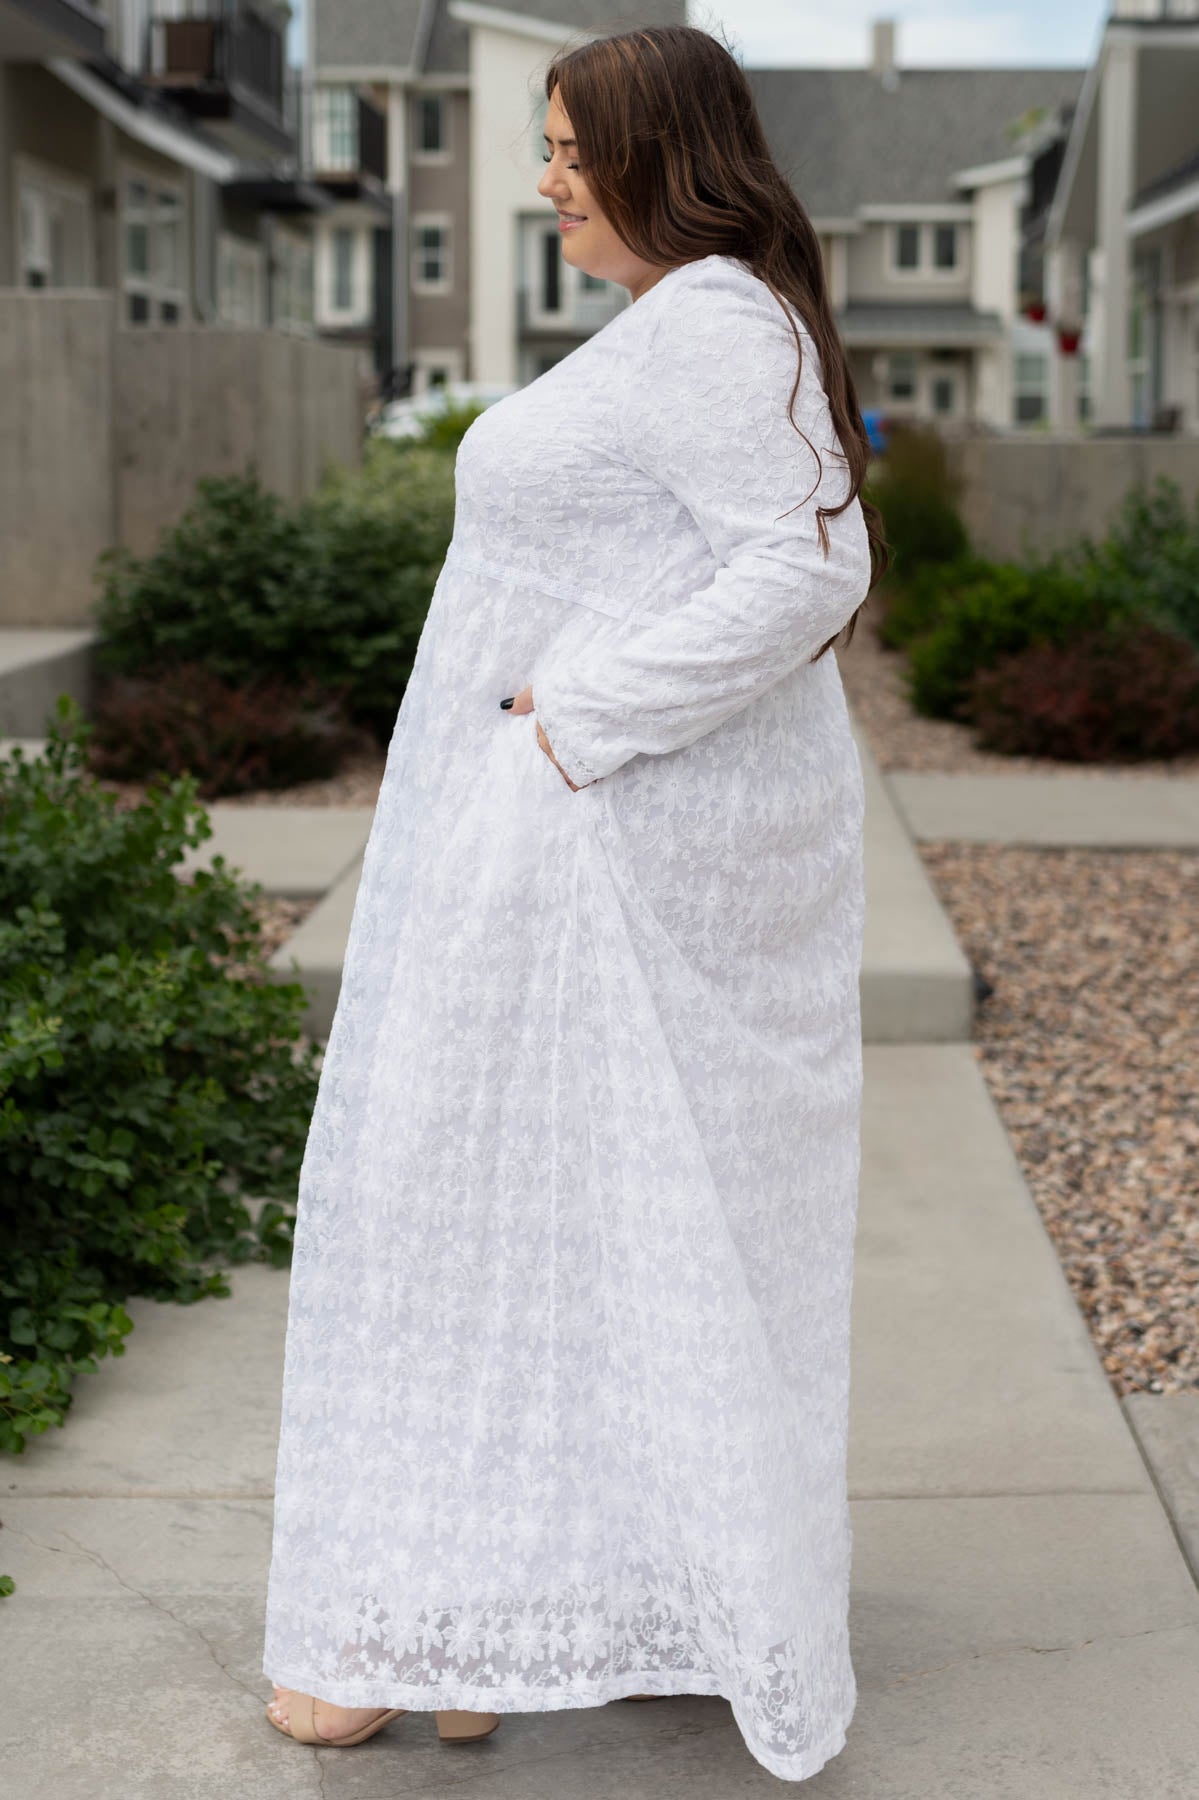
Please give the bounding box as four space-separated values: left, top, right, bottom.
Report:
262 1661 854 1783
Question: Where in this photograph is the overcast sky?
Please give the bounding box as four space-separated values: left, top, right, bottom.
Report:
288 1 1109 73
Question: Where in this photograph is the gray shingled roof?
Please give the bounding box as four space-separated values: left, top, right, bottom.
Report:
747 67 1085 217
314 0 425 70
316 0 688 76
836 301 1003 344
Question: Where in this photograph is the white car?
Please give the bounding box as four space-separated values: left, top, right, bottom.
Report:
371 381 516 441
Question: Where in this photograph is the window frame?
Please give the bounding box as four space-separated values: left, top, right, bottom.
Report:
411 90 451 164
120 163 186 326
886 219 962 281
411 212 452 295
15 155 94 290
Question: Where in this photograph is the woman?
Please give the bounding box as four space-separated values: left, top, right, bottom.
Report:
263 22 885 1784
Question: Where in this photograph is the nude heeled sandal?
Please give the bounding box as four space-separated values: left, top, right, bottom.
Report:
266 1693 501 1746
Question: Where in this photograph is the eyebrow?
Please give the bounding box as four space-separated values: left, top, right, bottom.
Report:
543 132 577 147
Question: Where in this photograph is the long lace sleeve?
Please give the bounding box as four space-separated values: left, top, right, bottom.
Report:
531 277 872 788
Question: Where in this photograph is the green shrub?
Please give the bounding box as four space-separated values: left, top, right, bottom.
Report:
88 663 367 798
0 701 321 1454
904 560 1133 721
403 396 490 454
95 450 456 744
1066 477 1199 652
866 421 970 579
970 620 1199 761
94 470 326 687
308 440 457 740
875 553 996 650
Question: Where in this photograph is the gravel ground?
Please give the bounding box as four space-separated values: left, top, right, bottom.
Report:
246 895 319 958
836 606 1199 778
920 841 1199 1398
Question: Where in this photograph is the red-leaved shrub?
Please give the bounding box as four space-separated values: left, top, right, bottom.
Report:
970 623 1199 762
87 664 367 797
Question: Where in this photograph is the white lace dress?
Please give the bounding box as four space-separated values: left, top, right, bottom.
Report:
262 251 871 1783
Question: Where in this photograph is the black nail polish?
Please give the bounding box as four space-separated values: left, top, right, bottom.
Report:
499 696 514 709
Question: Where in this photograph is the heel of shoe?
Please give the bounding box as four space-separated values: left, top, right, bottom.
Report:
436 1709 501 1742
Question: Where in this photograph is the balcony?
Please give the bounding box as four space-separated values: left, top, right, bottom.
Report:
142 1 291 158
0 0 106 60
309 85 387 193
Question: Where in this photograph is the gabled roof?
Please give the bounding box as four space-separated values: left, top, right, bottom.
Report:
747 66 1085 220
315 0 687 78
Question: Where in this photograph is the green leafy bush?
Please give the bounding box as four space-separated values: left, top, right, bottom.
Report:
402 396 490 454
875 553 995 650
866 421 970 579
88 663 367 797
904 560 1133 721
970 621 1199 761
0 701 320 1454
95 448 456 744
308 440 457 740
1065 477 1199 652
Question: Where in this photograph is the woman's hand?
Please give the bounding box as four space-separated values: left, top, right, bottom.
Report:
502 683 586 790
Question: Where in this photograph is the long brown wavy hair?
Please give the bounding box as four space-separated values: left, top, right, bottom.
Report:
542 23 889 659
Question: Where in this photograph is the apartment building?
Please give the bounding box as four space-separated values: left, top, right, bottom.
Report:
1045 0 1199 433
0 0 336 331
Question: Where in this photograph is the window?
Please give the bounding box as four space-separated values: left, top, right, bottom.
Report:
217 232 263 326
273 227 314 333
1013 351 1048 425
413 93 447 158
411 217 450 292
331 226 355 311
122 174 185 324
887 351 918 402
541 230 561 313
896 223 920 270
933 224 958 271
316 87 357 172
889 220 963 278
18 163 92 288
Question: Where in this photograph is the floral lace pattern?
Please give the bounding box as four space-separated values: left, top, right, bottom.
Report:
262 254 870 1783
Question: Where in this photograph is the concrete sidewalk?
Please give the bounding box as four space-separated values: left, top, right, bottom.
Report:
888 768 1199 847
4 1040 1199 1798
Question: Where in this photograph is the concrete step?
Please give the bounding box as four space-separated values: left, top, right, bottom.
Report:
0 628 96 737
179 806 375 901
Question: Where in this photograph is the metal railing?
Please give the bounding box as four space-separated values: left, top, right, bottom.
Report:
146 2 284 116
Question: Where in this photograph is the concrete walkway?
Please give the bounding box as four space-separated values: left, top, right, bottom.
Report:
5 1041 1199 1797
0 628 95 738
889 768 1199 848
6 706 1199 1795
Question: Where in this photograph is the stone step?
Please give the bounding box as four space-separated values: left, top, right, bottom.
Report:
0 628 97 738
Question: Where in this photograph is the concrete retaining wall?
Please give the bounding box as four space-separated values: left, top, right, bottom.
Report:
954 436 1199 562
0 293 363 626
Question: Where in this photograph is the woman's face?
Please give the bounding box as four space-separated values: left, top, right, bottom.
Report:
536 87 674 302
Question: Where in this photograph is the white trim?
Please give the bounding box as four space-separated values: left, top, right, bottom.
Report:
315 65 416 82
810 216 864 235
860 202 973 222
447 0 597 44
1127 177 1199 238
46 55 237 183
953 154 1029 190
